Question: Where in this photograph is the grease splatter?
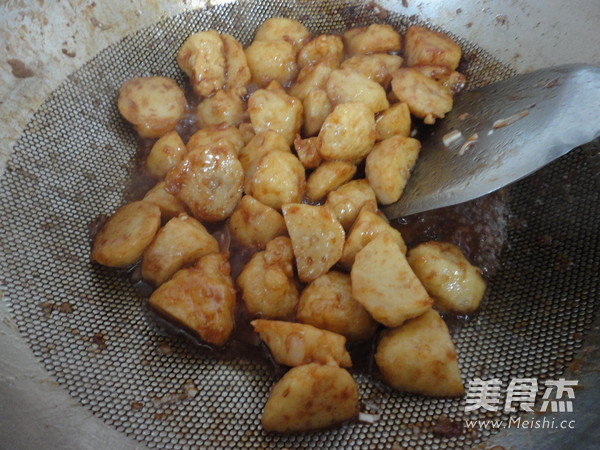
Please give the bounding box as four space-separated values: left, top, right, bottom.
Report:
7 59 35 78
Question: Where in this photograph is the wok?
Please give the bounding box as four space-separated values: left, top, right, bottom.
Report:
1 1 599 448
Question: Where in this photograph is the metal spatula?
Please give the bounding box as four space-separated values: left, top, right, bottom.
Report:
383 64 600 219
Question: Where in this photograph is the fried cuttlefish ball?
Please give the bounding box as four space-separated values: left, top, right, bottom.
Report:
228 195 286 249
253 18 312 55
186 125 245 156
165 146 243 222
238 130 290 173
351 234 432 327
325 179 377 231
245 151 306 211
289 61 335 101
237 237 298 320
297 271 377 342
177 30 250 97
92 201 161 268
262 363 359 433
141 214 219 286
196 88 246 128
221 34 253 89
318 102 377 163
247 19 309 86
248 82 303 145
340 204 406 268
305 161 357 202
302 89 333 137
149 253 236 346
404 25 462 70
391 68 453 125
143 182 187 220
180 29 227 95
117 77 186 138
343 24 402 56
245 40 298 87
238 122 256 144
294 135 322 169
411 65 467 95
326 68 389 114
375 102 411 141
375 309 464 397
340 53 403 88
252 319 351 367
146 131 187 179
365 135 422 205
282 203 345 283
297 34 344 68
407 241 487 314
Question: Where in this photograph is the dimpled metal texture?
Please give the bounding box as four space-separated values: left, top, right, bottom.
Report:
0 0 598 448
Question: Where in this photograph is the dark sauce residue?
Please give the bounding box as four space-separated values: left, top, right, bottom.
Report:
92 69 509 379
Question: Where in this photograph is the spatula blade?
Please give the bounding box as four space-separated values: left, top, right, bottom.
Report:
383 64 600 219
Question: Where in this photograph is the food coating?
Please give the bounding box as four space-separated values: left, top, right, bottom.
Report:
343 24 402 56
340 204 406 267
375 309 464 396
375 102 411 140
302 89 332 137
340 53 403 87
238 130 290 173
146 131 187 179
366 135 421 205
221 34 252 89
177 30 227 97
391 68 453 124
351 234 432 327
282 203 345 283
297 34 344 68
297 271 377 342
245 40 298 87
318 103 376 163
196 89 246 128
117 77 186 138
252 319 352 367
143 182 187 220
228 195 286 249
325 179 377 231
238 122 256 144
293 136 323 169
404 25 462 70
262 363 359 432
411 65 467 95
248 85 303 145
165 147 243 222
289 62 334 101
237 237 298 319
177 31 250 96
186 125 245 156
245 150 305 210
326 69 389 114
149 253 236 346
92 201 161 268
407 241 486 314
306 161 357 202
253 18 311 54
141 215 219 286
